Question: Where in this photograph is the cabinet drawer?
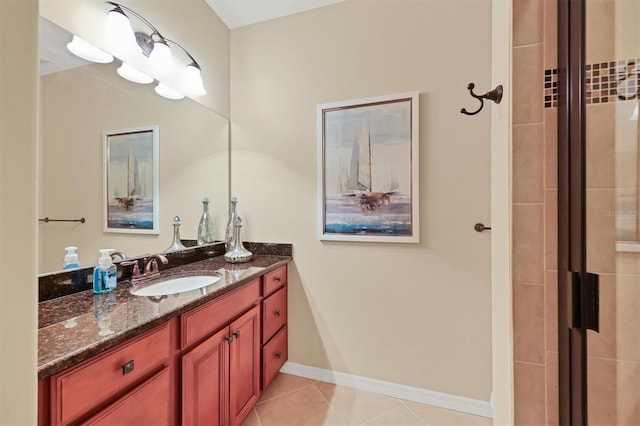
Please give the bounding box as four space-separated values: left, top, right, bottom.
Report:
263 265 287 297
84 367 171 425
181 279 260 349
262 286 287 343
262 325 287 390
51 322 170 425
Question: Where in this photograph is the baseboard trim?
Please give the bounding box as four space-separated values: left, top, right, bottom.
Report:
280 362 493 419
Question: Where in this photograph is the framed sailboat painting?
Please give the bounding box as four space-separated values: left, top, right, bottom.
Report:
317 91 419 243
103 125 160 234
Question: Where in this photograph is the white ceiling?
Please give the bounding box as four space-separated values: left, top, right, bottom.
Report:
204 0 345 29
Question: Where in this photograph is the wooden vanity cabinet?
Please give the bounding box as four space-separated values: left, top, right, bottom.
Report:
261 265 288 390
45 322 173 426
39 264 289 426
181 279 261 426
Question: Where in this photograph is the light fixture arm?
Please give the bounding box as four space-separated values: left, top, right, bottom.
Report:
106 1 166 41
165 38 201 69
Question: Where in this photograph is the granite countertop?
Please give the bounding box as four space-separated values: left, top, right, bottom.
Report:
38 254 291 380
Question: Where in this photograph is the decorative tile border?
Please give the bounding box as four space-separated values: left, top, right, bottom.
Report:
544 58 640 108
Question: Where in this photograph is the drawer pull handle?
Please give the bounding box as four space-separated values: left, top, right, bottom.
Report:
275 352 281 359
275 310 281 317
122 360 135 375
274 276 282 282
225 336 234 343
233 330 241 339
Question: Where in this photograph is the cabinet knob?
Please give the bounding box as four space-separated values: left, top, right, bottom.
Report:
122 360 135 375
225 336 234 343
275 352 281 359
275 310 281 317
274 276 281 282
233 330 240 339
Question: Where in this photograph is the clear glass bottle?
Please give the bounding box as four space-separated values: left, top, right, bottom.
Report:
166 216 186 252
225 197 238 251
197 198 215 245
224 216 252 263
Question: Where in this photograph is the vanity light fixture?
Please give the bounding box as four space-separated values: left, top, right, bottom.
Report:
66 35 114 64
117 63 153 84
105 1 206 96
155 82 185 100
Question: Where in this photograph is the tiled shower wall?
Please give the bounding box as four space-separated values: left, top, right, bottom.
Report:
512 0 559 424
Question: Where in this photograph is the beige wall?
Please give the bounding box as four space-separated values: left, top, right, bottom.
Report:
40 0 230 118
230 0 493 400
0 0 39 424
39 63 228 272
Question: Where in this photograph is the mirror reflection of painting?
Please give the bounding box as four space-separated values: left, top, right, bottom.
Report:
319 92 419 243
105 126 159 233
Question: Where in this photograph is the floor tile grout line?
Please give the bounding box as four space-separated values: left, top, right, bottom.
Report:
256 381 318 406
252 407 263 426
313 381 346 425
400 400 428 426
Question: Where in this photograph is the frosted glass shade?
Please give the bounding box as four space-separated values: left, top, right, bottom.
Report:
631 103 639 121
66 36 114 63
117 63 153 84
107 8 136 48
185 64 206 96
155 83 184 100
149 41 173 68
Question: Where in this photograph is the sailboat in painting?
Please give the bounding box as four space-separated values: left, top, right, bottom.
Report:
342 122 399 212
115 145 141 211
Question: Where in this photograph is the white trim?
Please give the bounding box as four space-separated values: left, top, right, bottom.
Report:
616 242 640 252
280 362 493 419
490 0 514 424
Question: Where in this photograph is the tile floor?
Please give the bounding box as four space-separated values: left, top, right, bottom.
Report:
241 373 493 426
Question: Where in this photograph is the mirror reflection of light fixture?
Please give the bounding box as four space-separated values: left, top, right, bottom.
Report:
117 62 153 84
630 103 638 121
155 83 184 100
66 36 114 63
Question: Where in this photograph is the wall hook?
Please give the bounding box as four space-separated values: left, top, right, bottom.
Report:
461 83 503 116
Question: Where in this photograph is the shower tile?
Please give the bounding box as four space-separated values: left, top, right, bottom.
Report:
545 352 559 426
513 124 544 203
514 362 546 426
514 45 544 124
545 271 558 353
513 204 545 283
616 275 640 363
545 189 558 271
543 0 557 70
586 189 617 274
617 252 640 276
617 361 640 425
587 357 618 425
585 0 614 66
513 0 543 47
586 104 615 189
544 108 557 189
513 283 545 364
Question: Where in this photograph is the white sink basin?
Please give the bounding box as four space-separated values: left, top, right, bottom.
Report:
130 275 221 297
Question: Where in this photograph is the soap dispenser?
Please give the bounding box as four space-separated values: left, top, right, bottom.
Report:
93 249 117 294
63 246 79 269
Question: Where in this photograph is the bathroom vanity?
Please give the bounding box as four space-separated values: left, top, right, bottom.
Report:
37 246 290 426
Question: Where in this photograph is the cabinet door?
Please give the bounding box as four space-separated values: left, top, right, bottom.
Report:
229 305 260 426
182 327 229 426
84 367 171 425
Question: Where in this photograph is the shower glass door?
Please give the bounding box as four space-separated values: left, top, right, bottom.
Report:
585 0 640 423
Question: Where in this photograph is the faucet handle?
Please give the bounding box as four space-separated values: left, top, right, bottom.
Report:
119 260 141 277
144 254 169 274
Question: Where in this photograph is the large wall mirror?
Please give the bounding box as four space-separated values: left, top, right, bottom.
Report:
38 16 229 273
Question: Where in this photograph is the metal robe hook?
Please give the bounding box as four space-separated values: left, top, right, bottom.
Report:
461 83 503 116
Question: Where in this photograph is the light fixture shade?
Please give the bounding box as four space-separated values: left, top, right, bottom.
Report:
184 64 207 96
66 36 114 63
108 7 136 48
149 41 173 68
155 83 184 100
631 103 639 121
117 63 154 84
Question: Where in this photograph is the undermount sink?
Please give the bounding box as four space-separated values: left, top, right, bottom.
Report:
130 274 221 297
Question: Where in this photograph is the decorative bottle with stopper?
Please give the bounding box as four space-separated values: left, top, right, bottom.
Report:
197 197 214 245
224 216 253 263
225 197 238 251
166 216 186 252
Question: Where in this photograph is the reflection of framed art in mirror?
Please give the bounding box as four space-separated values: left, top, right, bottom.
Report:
104 125 160 234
